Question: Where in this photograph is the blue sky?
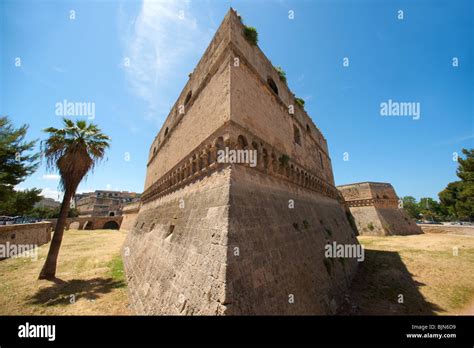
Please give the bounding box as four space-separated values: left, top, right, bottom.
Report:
1 0 472 201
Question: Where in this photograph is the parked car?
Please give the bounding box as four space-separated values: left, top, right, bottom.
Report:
0 216 15 225
420 220 443 225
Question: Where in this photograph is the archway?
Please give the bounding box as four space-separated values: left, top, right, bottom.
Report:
103 221 120 230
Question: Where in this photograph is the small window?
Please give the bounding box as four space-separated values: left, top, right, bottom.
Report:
149 223 155 232
267 78 278 95
306 124 311 133
153 146 157 155
237 135 248 149
319 152 324 169
184 91 192 105
293 125 301 145
164 127 169 136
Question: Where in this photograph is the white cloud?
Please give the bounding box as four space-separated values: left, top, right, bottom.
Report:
120 0 209 122
42 174 60 180
40 188 63 201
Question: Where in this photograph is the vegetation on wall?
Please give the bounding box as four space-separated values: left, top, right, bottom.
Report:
295 97 305 108
278 154 290 167
243 26 258 45
273 66 287 83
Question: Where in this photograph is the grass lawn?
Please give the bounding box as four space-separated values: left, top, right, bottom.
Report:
348 233 474 315
0 229 130 315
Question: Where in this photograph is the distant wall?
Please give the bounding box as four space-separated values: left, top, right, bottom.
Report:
45 216 123 230
348 206 422 236
0 222 51 259
121 202 141 231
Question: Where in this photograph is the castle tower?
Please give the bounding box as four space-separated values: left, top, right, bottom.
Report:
123 9 359 315
337 182 423 236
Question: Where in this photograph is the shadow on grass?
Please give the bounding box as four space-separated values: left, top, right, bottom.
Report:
340 249 443 315
28 277 125 306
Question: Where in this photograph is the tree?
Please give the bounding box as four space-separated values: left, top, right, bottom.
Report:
439 181 463 218
39 118 110 280
30 206 79 219
401 196 421 219
0 188 42 216
419 197 442 221
0 116 39 204
438 148 474 221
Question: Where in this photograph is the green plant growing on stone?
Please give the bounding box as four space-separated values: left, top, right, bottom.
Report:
243 26 258 45
367 222 375 231
325 227 333 236
303 220 310 229
279 154 290 167
295 97 305 108
338 257 346 270
274 66 287 83
323 258 332 276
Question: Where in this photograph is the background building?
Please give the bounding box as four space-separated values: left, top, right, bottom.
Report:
34 197 61 209
74 190 141 217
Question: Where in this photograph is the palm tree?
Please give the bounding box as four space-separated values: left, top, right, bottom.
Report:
39 118 110 280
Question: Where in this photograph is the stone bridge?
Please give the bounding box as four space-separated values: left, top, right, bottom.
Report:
46 216 123 231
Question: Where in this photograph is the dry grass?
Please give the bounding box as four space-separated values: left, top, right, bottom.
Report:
0 229 130 315
1 228 473 316
348 233 474 315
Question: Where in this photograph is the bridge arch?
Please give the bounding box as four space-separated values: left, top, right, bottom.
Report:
103 221 120 230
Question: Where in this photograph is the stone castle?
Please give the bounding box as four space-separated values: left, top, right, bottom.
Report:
123 9 360 315
337 182 422 236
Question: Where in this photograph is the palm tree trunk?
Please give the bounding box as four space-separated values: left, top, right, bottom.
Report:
38 188 74 280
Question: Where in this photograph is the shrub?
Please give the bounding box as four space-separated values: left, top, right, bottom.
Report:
243 26 258 45
295 97 305 107
367 222 375 231
274 66 287 83
279 154 290 167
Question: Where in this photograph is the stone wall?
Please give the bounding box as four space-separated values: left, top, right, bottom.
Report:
124 164 358 314
226 165 358 314
144 12 233 190
144 8 335 190
229 13 333 183
124 8 359 315
45 216 123 230
120 202 141 231
123 168 231 315
0 222 51 259
338 182 422 236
